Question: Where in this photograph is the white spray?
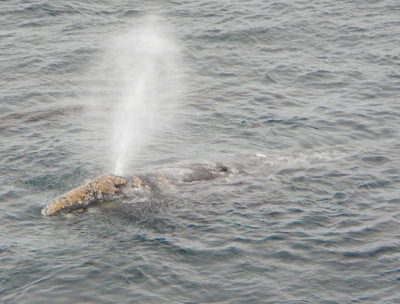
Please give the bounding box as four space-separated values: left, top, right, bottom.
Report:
103 17 184 176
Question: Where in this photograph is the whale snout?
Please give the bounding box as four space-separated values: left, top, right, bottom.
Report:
41 175 128 216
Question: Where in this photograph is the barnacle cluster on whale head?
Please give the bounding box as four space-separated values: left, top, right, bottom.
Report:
41 174 128 216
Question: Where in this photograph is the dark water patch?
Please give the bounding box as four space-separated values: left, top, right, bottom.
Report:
287 208 304 213
277 168 307 176
265 234 287 241
121 265 147 284
356 179 391 190
342 245 400 259
269 250 309 263
284 184 311 193
0 190 20 203
262 117 309 126
336 219 363 229
23 3 83 18
295 70 352 90
264 210 285 219
121 9 145 18
332 192 346 199
284 215 332 229
346 226 380 238
290 242 311 252
231 233 288 244
0 106 84 125
361 155 391 165
237 261 272 274
332 212 359 218
387 198 400 204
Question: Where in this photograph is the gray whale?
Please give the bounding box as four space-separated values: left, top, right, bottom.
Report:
41 163 234 216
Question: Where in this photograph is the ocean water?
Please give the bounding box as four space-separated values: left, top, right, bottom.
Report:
1 0 400 303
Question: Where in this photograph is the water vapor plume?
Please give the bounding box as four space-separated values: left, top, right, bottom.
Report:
103 16 184 175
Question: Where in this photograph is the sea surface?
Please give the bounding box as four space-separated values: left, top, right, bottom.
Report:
1 1 400 303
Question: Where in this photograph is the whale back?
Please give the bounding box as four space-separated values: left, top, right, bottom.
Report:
41 164 234 216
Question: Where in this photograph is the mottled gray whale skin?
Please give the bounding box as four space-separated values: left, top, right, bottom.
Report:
41 163 234 216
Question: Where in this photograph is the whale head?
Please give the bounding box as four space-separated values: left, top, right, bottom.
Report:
41 174 128 216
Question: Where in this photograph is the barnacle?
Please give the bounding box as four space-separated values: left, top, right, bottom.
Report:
41 175 127 216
